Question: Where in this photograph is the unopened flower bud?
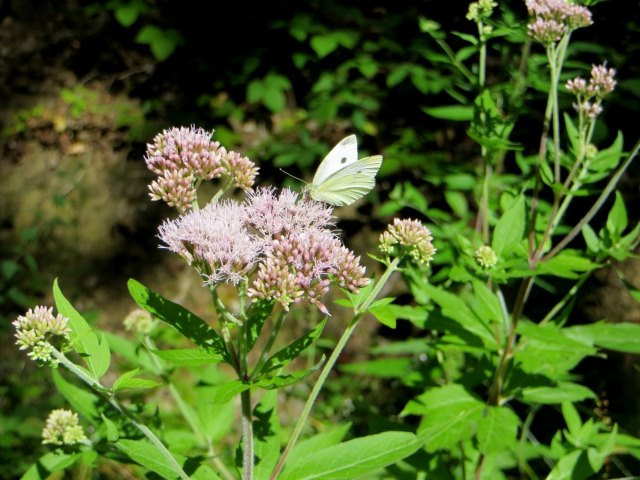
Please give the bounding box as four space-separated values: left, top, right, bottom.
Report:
380 218 436 266
42 409 87 446
475 245 498 269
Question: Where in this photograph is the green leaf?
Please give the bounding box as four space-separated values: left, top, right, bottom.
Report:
476 406 519 454
112 368 162 392
259 319 326 375
255 359 324 389
288 423 351 466
51 369 100 422
128 279 228 361
191 464 222 480
102 414 120 442
421 284 498 348
537 251 598 279
514 322 596 380
581 224 601 253
310 34 340 58
115 439 186 479
521 382 596 404
368 297 398 328
253 391 281 480
245 300 274 351
151 348 224 366
546 449 595 480
564 321 640 353
104 332 157 372
54 279 111 379
339 358 412 378
135 26 182 61
209 380 250 404
113 3 146 27
280 431 424 480
195 386 235 441
422 105 474 121
405 385 485 452
561 402 582 438
20 452 81 480
492 195 525 257
606 191 628 238
444 190 468 218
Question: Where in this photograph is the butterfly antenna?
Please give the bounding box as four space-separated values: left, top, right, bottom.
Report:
279 168 306 184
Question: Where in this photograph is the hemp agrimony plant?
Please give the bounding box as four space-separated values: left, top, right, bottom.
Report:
12 1 640 479
14 125 435 479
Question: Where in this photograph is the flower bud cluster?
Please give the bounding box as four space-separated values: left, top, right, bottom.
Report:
526 0 592 44
467 0 497 23
14 306 70 365
123 309 154 334
380 218 436 266
145 126 259 212
475 245 498 269
566 64 616 119
42 409 87 446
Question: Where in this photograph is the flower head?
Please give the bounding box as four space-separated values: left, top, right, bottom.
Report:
159 200 264 285
248 229 369 314
380 218 436 266
467 0 497 22
42 409 87 446
14 306 70 365
566 63 616 119
123 309 154 334
144 126 259 212
475 245 498 269
245 187 335 238
526 0 592 44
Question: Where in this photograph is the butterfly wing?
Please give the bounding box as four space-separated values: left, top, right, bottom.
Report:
312 135 358 186
311 155 383 206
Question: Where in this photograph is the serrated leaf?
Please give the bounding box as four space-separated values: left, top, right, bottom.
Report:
288 423 352 466
128 279 228 361
245 300 274 352
492 195 525 257
537 251 598 279
280 431 423 480
564 321 640 353
112 368 161 392
406 385 485 452
521 382 596 404
54 279 111 379
421 284 497 348
151 348 224 366
477 406 519 454
255 358 324 389
209 380 250 404
259 319 326 375
115 439 186 479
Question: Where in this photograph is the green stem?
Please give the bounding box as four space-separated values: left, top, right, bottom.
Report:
544 138 640 260
240 388 254 480
269 258 401 480
52 349 190 480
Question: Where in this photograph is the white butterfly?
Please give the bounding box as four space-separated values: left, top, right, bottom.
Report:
307 135 383 206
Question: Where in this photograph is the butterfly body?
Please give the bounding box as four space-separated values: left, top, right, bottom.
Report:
308 135 383 206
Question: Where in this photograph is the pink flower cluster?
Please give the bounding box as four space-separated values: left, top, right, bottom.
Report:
159 187 369 314
526 0 592 44
145 126 259 212
566 64 616 119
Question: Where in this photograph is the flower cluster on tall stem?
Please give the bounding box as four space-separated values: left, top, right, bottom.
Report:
526 0 592 45
159 186 369 314
145 126 259 212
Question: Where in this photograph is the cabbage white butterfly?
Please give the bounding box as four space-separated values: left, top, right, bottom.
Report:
308 135 383 206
